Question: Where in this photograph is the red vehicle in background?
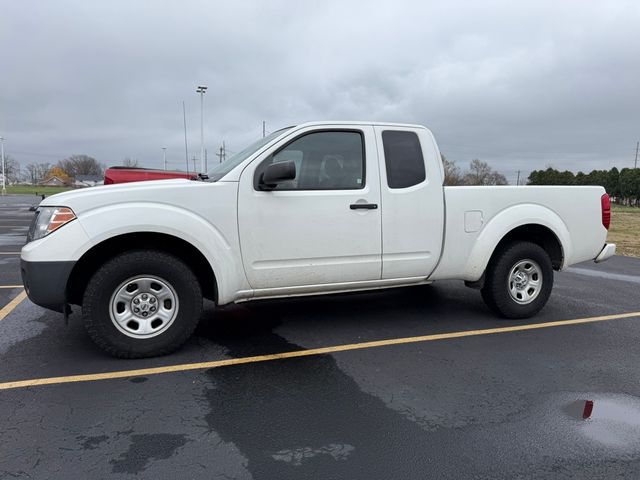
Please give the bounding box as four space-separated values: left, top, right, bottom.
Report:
104 166 196 185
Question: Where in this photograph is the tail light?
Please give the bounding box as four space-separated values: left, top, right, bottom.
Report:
601 193 611 230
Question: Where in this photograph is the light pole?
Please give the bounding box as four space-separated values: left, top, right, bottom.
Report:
162 147 167 171
196 85 208 173
0 137 5 196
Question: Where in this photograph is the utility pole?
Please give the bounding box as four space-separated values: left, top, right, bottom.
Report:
196 85 208 173
635 141 639 169
0 136 5 195
162 147 167 171
182 101 189 173
516 170 521 186
204 149 208 171
192 156 197 173
216 142 228 163
262 121 266 138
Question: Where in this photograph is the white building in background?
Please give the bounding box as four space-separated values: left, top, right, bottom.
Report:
38 175 68 187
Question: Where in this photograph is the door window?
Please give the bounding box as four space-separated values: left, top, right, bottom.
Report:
254 130 365 190
382 130 426 189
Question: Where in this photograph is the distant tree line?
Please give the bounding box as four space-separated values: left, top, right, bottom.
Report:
528 167 640 206
2 155 106 185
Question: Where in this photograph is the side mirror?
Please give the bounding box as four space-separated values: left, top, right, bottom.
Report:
259 161 296 190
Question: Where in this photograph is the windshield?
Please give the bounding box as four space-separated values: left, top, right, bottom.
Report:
206 127 293 181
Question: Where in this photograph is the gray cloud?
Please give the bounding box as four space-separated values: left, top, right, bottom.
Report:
1 0 639 184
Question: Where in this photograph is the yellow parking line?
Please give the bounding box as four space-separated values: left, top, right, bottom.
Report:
0 290 27 323
0 285 23 289
0 310 638 391
0 252 21 255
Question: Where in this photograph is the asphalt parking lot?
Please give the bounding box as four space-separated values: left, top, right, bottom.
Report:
2 195 640 479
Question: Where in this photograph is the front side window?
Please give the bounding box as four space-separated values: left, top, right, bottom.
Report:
254 130 365 190
382 130 426 189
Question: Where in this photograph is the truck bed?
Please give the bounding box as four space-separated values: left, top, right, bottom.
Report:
431 186 607 281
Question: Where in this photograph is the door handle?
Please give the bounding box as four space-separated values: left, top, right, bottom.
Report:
350 203 378 210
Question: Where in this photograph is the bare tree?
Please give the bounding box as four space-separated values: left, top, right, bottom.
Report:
58 155 104 178
122 157 139 168
488 171 508 186
441 154 463 186
463 159 508 185
2 155 20 183
36 162 51 183
24 163 39 184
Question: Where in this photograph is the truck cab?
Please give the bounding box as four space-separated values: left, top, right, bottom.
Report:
234 123 444 291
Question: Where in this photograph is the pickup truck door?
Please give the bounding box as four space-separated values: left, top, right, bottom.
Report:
374 126 445 279
237 126 382 290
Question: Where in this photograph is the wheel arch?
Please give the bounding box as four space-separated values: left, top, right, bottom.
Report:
67 232 218 306
464 204 571 282
490 224 564 270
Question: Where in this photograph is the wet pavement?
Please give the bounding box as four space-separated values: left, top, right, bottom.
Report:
2 194 640 479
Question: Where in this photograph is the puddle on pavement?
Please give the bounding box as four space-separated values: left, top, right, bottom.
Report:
564 394 640 448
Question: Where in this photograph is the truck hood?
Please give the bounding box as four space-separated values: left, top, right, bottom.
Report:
40 178 211 215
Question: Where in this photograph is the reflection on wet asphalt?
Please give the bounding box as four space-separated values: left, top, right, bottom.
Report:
575 394 640 449
201 313 437 479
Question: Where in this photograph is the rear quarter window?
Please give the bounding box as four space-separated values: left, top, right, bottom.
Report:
382 130 426 189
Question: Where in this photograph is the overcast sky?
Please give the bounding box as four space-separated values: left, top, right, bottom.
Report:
2 0 639 183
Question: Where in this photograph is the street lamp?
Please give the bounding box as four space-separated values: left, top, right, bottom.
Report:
0 137 5 196
196 85 207 173
162 147 167 171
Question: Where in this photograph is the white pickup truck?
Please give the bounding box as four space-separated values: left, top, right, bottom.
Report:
21 121 615 358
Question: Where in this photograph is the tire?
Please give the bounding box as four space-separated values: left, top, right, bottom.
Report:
82 250 203 358
480 241 553 319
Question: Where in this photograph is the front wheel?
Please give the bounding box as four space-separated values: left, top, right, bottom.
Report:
82 250 203 358
481 241 553 319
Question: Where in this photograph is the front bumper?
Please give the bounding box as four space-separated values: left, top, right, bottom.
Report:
594 243 616 263
21 260 76 312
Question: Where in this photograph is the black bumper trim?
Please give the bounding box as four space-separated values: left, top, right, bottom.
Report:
21 260 76 313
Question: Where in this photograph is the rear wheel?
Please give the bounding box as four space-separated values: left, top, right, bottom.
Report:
481 241 553 319
82 250 202 358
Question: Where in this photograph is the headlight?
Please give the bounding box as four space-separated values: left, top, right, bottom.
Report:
28 207 77 242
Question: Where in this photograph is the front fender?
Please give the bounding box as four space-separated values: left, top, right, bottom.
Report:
464 204 572 281
77 202 246 304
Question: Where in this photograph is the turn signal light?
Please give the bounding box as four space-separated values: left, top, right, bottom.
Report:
46 207 76 233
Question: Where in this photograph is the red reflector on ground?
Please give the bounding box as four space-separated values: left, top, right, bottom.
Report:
583 400 594 419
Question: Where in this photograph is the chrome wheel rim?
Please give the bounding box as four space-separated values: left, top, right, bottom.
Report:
109 275 179 339
508 259 542 305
